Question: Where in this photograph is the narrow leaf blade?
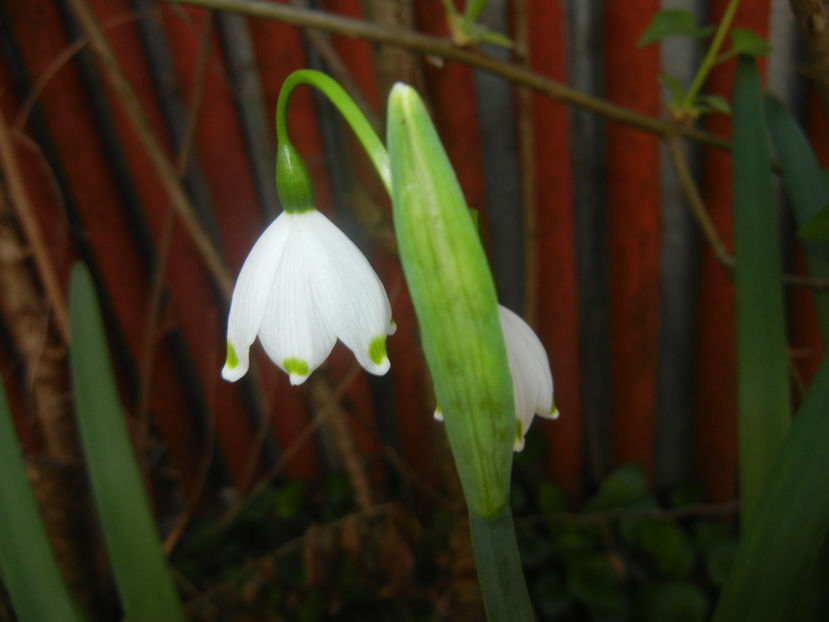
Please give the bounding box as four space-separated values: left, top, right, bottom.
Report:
732 57 790 526
0 376 86 622
729 28 771 58
713 357 829 621
68 264 185 622
765 95 829 346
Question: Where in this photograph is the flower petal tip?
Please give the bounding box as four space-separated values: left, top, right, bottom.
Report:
283 357 310 386
433 405 443 421
221 365 246 382
365 336 391 375
221 342 247 382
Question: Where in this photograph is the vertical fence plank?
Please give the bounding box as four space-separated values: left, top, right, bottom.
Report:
82 0 264 487
603 0 661 481
656 0 702 491
523 0 582 498
1 0 208 491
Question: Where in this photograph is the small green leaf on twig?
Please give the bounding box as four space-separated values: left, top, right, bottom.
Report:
695 94 732 115
638 9 714 46
726 28 771 59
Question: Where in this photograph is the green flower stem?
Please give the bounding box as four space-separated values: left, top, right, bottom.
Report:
681 0 739 109
275 69 391 195
470 508 534 621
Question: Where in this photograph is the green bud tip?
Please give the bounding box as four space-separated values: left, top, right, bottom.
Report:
276 143 314 213
283 357 309 377
368 336 387 365
515 418 523 444
226 342 239 369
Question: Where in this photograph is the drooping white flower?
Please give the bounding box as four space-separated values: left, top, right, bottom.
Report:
433 304 558 451
497 305 558 450
221 208 395 385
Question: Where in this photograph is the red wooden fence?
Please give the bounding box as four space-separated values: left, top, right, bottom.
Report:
0 0 823 513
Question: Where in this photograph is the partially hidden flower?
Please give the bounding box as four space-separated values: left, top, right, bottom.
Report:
434 304 558 451
222 143 395 385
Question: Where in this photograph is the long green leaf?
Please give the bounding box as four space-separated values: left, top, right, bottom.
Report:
732 57 790 527
765 95 829 346
0 376 86 622
68 264 185 622
712 357 829 621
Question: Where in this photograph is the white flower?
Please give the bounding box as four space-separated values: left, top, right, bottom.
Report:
433 304 558 451
497 305 558 450
221 209 395 385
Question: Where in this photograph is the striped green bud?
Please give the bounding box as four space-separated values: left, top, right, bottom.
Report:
387 83 514 517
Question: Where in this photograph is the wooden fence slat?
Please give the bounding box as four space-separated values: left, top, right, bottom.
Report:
524 0 582 498
84 0 265 487
1 0 208 491
603 0 661 481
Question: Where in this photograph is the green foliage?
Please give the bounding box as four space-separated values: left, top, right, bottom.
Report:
798 207 829 241
69 264 186 622
510 463 739 621
712 359 829 621
765 95 829 347
731 57 790 527
636 582 707 622
642 2 770 120
707 59 829 622
387 83 514 519
725 28 772 59
638 9 714 46
0 375 86 622
584 463 649 512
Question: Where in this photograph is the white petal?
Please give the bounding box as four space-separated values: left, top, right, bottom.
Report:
257 218 337 385
498 305 556 450
299 211 394 376
222 214 293 382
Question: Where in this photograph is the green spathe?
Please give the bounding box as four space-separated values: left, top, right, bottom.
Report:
387 83 514 518
276 142 314 213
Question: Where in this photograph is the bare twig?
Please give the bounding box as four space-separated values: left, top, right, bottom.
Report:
665 131 734 272
66 0 233 298
512 0 537 327
12 11 148 133
163 0 729 150
0 112 69 342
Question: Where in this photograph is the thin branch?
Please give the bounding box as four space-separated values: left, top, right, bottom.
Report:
66 0 234 298
666 132 829 290
513 0 537 328
0 111 69 342
665 132 734 272
163 0 728 150
12 11 147 133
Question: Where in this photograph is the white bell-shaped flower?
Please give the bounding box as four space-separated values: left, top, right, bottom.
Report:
433 304 558 451
221 208 395 385
497 305 558 451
